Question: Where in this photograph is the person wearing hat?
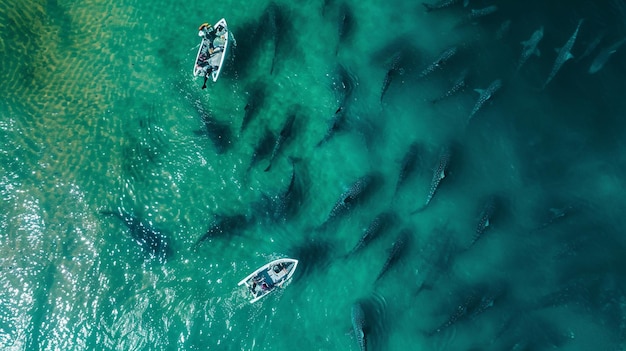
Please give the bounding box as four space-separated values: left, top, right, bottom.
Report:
198 23 217 50
198 23 214 38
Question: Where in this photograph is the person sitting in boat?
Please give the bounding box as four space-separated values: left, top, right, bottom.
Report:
273 263 288 276
198 23 218 49
261 282 270 291
214 24 227 47
197 60 213 75
215 24 226 37
198 23 215 40
250 281 258 296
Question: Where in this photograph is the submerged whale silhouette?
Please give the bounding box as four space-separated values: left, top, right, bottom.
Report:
517 26 544 71
375 229 410 282
347 212 394 256
265 113 296 172
351 301 367 351
542 19 583 89
101 209 171 262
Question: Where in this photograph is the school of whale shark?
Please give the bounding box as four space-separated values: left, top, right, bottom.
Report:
2 0 626 350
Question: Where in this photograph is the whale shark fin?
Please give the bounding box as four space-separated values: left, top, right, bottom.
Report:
565 52 574 61
474 88 485 95
534 48 541 57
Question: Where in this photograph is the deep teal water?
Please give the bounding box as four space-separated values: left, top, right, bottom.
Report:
2 0 626 350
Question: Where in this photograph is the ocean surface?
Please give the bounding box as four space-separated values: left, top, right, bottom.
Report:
2 0 626 350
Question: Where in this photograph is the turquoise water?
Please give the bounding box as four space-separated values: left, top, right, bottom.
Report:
2 0 626 350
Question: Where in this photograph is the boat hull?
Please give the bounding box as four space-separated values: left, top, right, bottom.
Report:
238 258 298 303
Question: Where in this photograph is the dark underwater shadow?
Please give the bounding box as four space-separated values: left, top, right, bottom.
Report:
320 171 385 229
119 103 170 182
231 2 300 76
252 157 304 224
238 80 268 135
100 207 173 264
287 236 336 282
194 212 253 247
349 292 391 351
230 20 263 77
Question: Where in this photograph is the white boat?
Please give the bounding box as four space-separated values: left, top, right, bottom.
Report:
193 18 231 84
238 258 298 303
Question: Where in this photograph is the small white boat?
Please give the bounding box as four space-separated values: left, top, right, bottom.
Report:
193 18 231 85
238 258 298 303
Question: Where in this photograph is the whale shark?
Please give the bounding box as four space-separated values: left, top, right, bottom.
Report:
327 174 375 221
412 146 451 213
422 0 460 12
289 237 333 279
195 213 250 245
380 51 402 103
431 282 506 335
471 196 497 246
347 212 393 256
418 46 458 79
240 82 267 134
318 64 357 147
246 128 275 175
101 209 171 262
265 158 301 221
496 19 512 40
468 79 502 122
431 69 468 104
394 141 424 194
333 63 357 111
576 31 606 63
467 5 497 21
317 106 348 147
424 146 450 208
264 2 285 75
351 302 367 351
532 203 576 232
542 19 583 89
336 3 355 55
588 36 626 74
517 26 544 71
265 113 296 172
194 102 232 154
375 229 410 282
